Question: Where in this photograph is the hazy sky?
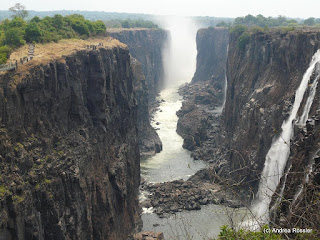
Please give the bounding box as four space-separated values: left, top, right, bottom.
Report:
1 0 319 19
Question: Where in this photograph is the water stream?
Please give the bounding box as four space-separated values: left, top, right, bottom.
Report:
140 18 249 239
251 49 320 225
140 85 206 183
140 82 250 239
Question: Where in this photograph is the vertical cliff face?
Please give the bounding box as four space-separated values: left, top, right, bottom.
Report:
109 29 167 100
130 57 162 156
192 27 229 86
0 46 140 239
224 29 320 191
178 26 320 227
177 27 229 160
109 29 166 157
271 62 320 229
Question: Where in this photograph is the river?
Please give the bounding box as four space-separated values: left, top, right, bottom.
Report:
140 82 250 239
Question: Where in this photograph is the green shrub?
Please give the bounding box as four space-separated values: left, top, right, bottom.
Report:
2 28 25 47
251 26 265 34
0 45 12 58
0 53 7 64
217 225 282 240
279 26 296 34
237 31 250 51
230 25 248 36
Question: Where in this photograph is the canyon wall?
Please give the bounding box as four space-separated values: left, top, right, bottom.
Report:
109 29 167 156
224 29 320 192
192 27 229 86
109 29 167 100
0 45 141 239
130 57 162 156
181 27 320 227
177 27 229 160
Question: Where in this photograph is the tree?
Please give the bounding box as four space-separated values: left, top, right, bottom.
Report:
304 17 315 26
9 3 28 19
3 28 25 47
121 20 130 28
52 14 64 29
216 21 228 27
25 23 42 42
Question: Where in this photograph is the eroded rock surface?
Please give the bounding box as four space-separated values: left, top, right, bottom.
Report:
0 46 140 239
109 28 167 157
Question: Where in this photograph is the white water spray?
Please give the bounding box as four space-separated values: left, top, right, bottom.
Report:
252 49 320 225
222 45 229 108
140 16 205 183
159 16 198 87
298 62 320 126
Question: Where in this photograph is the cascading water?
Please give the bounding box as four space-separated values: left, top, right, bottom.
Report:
222 45 229 108
252 49 320 225
290 62 320 205
298 62 320 126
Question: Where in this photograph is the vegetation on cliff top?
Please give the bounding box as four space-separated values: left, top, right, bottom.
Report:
217 14 320 29
0 13 106 64
227 15 302 52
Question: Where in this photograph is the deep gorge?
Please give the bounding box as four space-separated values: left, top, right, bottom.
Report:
1 23 320 239
177 26 320 231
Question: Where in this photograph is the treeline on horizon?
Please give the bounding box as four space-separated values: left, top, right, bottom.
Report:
103 19 159 28
220 14 320 53
217 14 320 28
0 14 106 64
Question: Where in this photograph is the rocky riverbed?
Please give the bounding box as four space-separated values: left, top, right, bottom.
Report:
140 169 244 218
177 81 227 164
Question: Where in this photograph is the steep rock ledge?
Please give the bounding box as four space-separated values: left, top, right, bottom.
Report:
109 28 167 156
108 29 167 100
130 57 162 156
177 27 229 161
223 29 320 193
192 27 229 84
0 45 140 239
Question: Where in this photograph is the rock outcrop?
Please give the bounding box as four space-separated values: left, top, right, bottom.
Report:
0 44 141 239
131 57 162 156
192 27 229 85
177 27 229 161
141 172 242 218
109 28 167 157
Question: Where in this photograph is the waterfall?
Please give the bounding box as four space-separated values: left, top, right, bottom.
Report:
159 16 198 88
222 45 229 108
298 62 320 126
222 74 228 107
252 49 320 224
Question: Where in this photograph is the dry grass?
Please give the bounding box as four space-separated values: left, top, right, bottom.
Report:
9 37 126 67
1 37 127 86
